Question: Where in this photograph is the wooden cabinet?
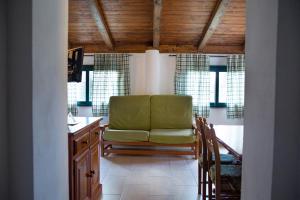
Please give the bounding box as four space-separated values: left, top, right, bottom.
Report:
68 117 102 200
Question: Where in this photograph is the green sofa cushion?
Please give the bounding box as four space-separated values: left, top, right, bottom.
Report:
150 95 193 129
103 129 149 142
149 129 195 144
109 95 151 130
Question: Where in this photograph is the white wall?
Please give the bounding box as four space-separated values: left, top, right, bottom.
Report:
0 0 8 198
270 0 300 199
7 0 34 198
32 0 69 199
7 0 69 199
78 53 243 125
242 0 300 199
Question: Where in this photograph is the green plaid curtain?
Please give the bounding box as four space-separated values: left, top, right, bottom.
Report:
227 54 245 119
92 54 130 116
175 54 210 117
67 82 78 116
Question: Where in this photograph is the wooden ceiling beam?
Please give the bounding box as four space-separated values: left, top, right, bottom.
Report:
153 0 162 49
88 0 114 49
198 0 230 51
70 43 244 54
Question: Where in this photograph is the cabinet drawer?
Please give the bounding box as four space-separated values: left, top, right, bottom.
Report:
74 132 90 155
90 127 100 145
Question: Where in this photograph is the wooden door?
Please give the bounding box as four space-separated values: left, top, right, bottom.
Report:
74 149 91 200
90 143 100 199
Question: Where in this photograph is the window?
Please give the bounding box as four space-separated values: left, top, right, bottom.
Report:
186 71 201 107
67 65 93 107
210 65 227 108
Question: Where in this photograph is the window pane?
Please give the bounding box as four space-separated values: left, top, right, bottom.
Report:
67 71 86 103
219 72 227 103
89 71 93 101
92 71 119 105
186 72 200 105
210 72 216 103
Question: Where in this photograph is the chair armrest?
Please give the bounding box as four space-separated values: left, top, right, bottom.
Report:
192 124 198 135
192 124 197 130
100 124 109 134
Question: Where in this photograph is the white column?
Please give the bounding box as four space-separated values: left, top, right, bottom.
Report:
32 0 69 199
145 50 161 94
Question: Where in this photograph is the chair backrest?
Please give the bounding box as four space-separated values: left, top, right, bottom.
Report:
204 124 222 198
195 116 208 159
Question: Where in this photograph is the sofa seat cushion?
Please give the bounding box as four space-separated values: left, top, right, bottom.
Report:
149 129 195 144
103 129 149 142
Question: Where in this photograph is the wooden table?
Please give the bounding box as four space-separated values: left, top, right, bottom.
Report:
214 125 244 160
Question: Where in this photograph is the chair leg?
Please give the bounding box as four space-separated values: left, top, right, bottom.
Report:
208 176 212 200
195 144 199 160
202 167 207 200
198 164 202 195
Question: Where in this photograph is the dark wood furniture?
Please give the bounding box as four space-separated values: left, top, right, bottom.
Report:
196 117 242 200
205 124 241 200
195 117 208 199
68 117 102 200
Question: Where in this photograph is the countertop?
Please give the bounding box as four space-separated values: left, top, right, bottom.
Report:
68 117 102 134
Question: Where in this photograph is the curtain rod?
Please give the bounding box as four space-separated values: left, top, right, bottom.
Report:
168 54 228 57
84 53 133 56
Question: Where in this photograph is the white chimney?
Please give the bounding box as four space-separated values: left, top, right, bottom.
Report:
145 50 161 94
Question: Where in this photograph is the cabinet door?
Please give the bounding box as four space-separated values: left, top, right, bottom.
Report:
90 144 100 199
74 149 91 200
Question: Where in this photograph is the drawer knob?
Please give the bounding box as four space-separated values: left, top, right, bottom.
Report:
86 173 93 178
90 170 95 175
81 140 88 144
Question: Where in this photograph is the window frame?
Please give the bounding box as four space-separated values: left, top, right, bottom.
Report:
76 65 94 107
210 65 227 108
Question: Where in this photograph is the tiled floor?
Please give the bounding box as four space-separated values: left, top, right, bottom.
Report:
100 154 201 200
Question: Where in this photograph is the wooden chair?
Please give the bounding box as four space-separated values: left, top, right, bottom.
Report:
195 116 208 199
196 117 238 200
205 124 241 200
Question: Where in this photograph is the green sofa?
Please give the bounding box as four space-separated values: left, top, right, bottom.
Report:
100 95 199 158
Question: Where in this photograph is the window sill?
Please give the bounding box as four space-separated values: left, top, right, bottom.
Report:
77 101 92 107
210 103 226 108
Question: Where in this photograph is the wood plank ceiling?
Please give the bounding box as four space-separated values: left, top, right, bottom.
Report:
69 0 246 54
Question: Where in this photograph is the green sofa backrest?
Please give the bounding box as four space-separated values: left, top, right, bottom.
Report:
150 95 193 129
109 95 151 130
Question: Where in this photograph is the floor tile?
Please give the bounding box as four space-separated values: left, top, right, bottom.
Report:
148 195 175 200
170 169 197 186
102 176 126 195
101 194 121 200
120 184 151 200
148 177 175 195
100 155 199 199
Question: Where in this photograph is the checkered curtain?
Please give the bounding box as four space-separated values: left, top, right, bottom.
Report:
92 54 130 116
175 54 210 117
227 54 245 119
67 82 78 116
